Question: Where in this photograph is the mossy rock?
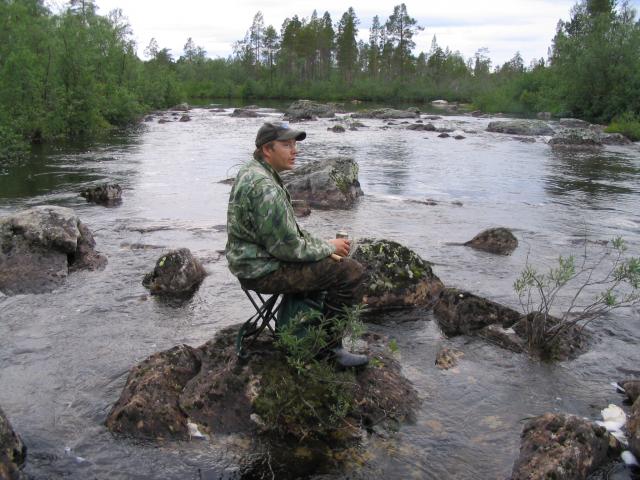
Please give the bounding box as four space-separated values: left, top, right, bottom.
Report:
106 326 418 447
351 239 444 310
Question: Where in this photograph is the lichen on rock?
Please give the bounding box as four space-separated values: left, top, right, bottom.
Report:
281 157 363 209
351 239 443 309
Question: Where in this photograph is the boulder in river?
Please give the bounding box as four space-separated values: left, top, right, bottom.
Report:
281 157 363 209
537 111 552 120
0 407 27 480
406 123 435 131
284 100 336 121
327 124 345 133
142 248 207 296
171 103 189 112
351 108 419 120
231 108 259 118
80 183 122 205
434 288 521 336
106 325 418 445
0 206 106 295
464 227 518 255
548 128 603 148
179 114 191 122
559 118 591 128
351 239 444 310
511 413 617 480
487 120 554 136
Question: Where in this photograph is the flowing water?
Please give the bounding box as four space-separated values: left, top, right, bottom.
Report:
1 104 640 479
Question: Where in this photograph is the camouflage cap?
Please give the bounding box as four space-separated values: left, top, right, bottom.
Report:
255 122 306 148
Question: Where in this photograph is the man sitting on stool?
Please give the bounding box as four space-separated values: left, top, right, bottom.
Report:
226 121 368 367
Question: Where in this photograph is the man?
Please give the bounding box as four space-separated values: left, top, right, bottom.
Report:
226 121 368 367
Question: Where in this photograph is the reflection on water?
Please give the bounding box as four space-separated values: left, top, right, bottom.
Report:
545 148 640 199
1 106 639 479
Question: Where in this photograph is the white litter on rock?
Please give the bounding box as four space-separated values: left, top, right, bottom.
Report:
596 404 626 432
187 421 206 439
621 450 639 467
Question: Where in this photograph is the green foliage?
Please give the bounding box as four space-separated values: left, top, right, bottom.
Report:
514 237 640 357
253 305 366 439
0 124 29 163
605 111 640 141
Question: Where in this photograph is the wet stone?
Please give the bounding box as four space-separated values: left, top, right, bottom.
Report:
142 248 207 296
464 227 518 255
511 413 614 480
80 183 122 205
435 347 463 369
434 288 521 336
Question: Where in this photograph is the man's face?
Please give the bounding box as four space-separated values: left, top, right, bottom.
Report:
263 140 297 172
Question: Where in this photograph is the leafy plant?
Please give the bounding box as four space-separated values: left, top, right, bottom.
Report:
253 305 367 439
514 237 640 357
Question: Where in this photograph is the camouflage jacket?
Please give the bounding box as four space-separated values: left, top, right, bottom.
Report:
226 158 334 279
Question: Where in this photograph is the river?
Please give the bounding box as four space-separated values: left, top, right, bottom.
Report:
1 103 639 479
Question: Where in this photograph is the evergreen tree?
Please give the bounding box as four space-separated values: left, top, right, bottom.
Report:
385 3 423 80
335 7 359 84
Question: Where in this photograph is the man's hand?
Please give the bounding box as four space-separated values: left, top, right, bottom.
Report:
328 238 350 257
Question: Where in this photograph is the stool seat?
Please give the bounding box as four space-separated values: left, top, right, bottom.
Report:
235 287 328 359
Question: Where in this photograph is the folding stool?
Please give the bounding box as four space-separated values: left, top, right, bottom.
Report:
235 288 283 359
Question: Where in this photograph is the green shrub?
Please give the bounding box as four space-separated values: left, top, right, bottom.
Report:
605 112 640 141
0 124 29 162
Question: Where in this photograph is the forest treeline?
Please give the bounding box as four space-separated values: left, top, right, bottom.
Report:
1 0 640 160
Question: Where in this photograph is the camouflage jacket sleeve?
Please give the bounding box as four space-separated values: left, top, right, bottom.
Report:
250 177 334 262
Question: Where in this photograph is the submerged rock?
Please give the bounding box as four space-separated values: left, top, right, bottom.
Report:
179 114 191 122
142 248 207 296
487 120 554 136
231 108 259 118
406 123 435 131
285 100 336 121
434 288 521 336
328 124 345 133
0 206 106 295
464 227 518 255
0 406 27 480
511 413 615 480
106 325 418 445
435 347 463 369
351 108 419 120
351 239 444 310
80 183 122 205
281 157 363 209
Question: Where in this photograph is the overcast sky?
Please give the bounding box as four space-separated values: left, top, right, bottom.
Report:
65 0 640 66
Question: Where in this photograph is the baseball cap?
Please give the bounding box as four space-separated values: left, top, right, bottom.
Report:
255 122 306 148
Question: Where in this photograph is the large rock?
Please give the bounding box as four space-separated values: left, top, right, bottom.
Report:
80 183 122 205
464 227 518 255
434 288 520 336
351 239 444 310
406 123 436 131
487 120 554 136
284 100 336 121
106 325 418 444
548 128 603 148
351 108 419 120
281 157 363 209
0 206 107 295
142 248 207 296
511 413 614 480
0 407 26 480
559 118 591 128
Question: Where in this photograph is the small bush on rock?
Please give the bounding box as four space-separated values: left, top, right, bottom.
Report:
514 237 640 358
